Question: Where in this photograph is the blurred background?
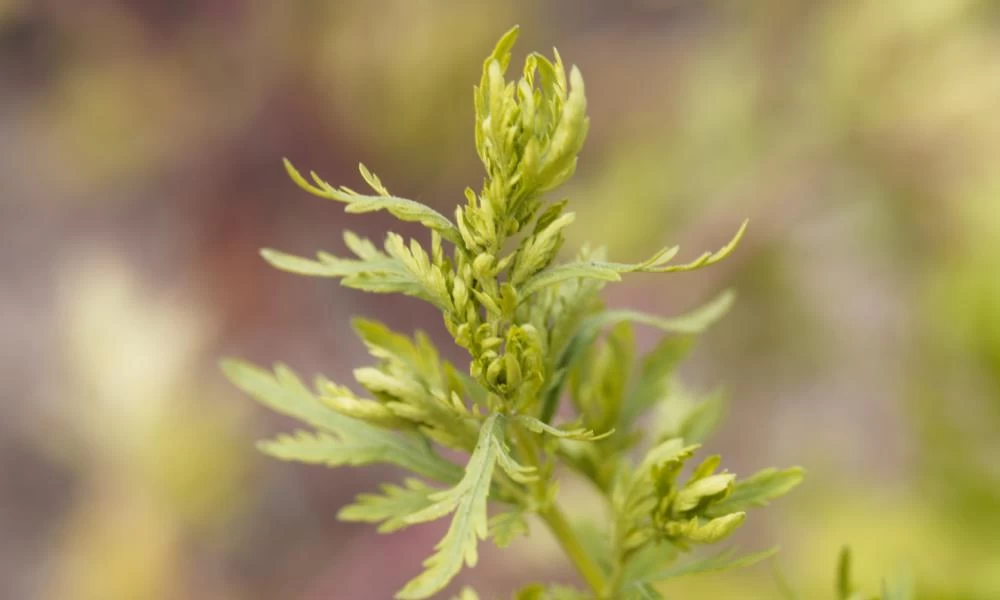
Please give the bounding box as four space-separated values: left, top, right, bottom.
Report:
2 0 999 598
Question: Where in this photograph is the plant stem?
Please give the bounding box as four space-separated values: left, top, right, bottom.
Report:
510 421 609 597
539 502 609 598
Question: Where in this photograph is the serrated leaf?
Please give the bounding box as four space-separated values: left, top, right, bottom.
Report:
338 479 439 533
570 321 634 432
534 66 588 193
489 509 529 548
321 392 408 429
619 541 680 585
259 243 436 305
493 433 539 484
517 252 664 300
540 290 734 423
637 437 700 475
353 318 442 385
514 414 613 441
705 467 805 517
221 360 461 483
653 219 748 273
396 415 501 599
673 473 735 513
259 248 391 277
596 292 735 336
644 546 778 582
284 158 460 243
665 513 746 544
519 220 747 299
351 319 477 451
509 212 577 286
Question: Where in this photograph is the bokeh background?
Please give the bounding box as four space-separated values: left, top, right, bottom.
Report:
3 0 999 598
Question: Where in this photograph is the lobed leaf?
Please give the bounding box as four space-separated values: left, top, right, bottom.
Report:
489 509 529 548
221 360 462 483
493 432 539 484
396 415 501 599
650 384 727 446
621 336 694 427
705 467 805 517
665 513 746 544
519 220 748 299
284 158 460 243
643 546 778 582
338 478 439 533
260 240 439 306
514 414 613 441
540 291 734 423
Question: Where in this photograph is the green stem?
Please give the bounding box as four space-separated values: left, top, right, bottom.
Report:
510 419 609 597
539 502 609 598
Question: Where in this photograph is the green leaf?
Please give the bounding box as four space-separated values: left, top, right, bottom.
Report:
509 212 577 286
519 220 748 299
654 219 748 273
675 389 726 445
260 231 441 306
705 467 805 517
284 159 460 243
637 437 700 475
353 318 442 384
645 546 778 582
621 336 694 427
487 25 520 72
338 479 439 533
518 246 678 299
350 319 479 451
540 291 734 424
652 384 727 446
664 513 746 544
492 424 539 484
619 541 680 585
596 292 736 336
489 509 529 548
320 391 409 429
513 414 613 441
673 473 736 513
396 414 501 599
221 360 462 483
569 321 634 432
